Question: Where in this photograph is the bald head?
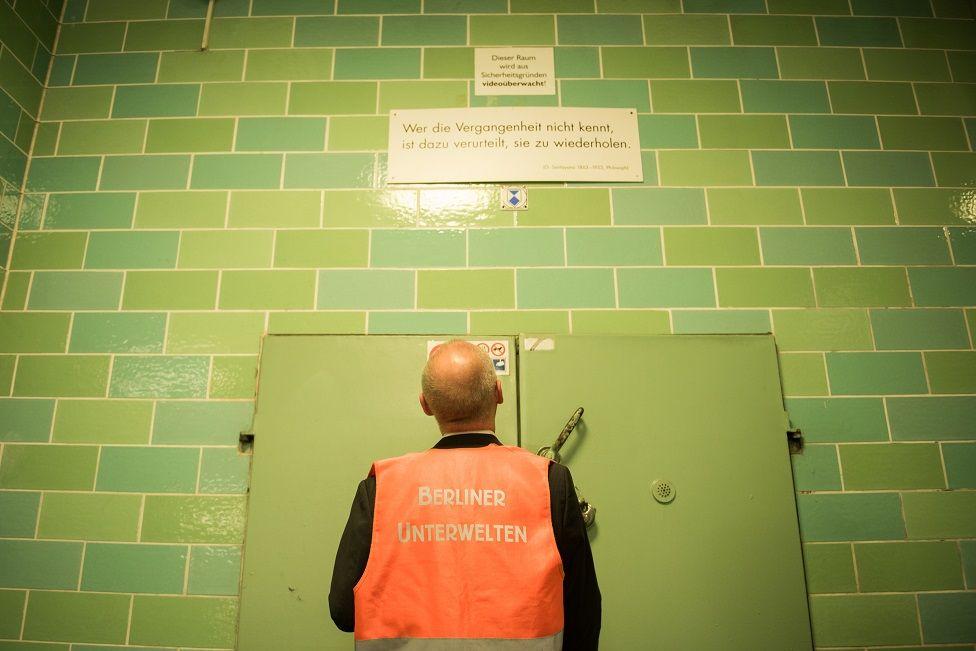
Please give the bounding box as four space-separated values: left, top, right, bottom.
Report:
420 340 502 432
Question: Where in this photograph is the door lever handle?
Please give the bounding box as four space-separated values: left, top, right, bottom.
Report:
537 407 596 528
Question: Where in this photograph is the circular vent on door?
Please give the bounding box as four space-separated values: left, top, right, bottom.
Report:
651 479 676 504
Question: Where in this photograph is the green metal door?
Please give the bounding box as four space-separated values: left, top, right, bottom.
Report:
518 334 813 649
236 335 519 651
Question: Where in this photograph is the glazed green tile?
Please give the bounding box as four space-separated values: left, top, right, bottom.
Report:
204 353 253 397
290 81 377 115
109 355 209 398
37 491 140 540
294 16 379 46
70 312 165 354
517 270 615 309
338 0 420 12
44 193 135 230
45 55 76 87
944 443 976 488
146 118 236 153
803 189 895 225
198 82 287 116
86 0 167 20
129 596 237 648
158 51 244 82
418 270 513 309
856 227 950 265
901 16 976 48
803 544 856 594
41 87 112 120
57 22 126 53
81 543 187 594
553 47 600 77
178 230 273 269
878 115 969 151
284 152 376 189
0 399 53 442
571 310 670 335
780 353 828 395
659 151 751 186
22 591 129 644
229 191 320 227
141 495 246 543
317 270 414 309
559 80 649 111
690 47 778 79
72 52 158 85
741 80 830 113
618 268 714 308
926 351 976 393
31 123 59 157
517 188 610 226
368 311 468 335
371 229 465 267
642 14 729 45
670 310 770 334
816 16 902 46
251 0 332 14
827 351 927 395
871 309 970 350
753 151 845 186
135 192 227 229
683 0 764 10
57 120 146 155
0 444 96 490
932 152 976 187
199 448 249 493
889 396 976 440
948 51 976 81
86 232 180 270
863 48 950 83
469 229 564 266
556 15 642 45
637 115 697 149
846 152 936 186
650 80 740 113
0 313 68 354
470 15 554 46
327 116 387 151
601 47 689 79
169 0 249 18
209 17 293 49
567 228 661 266
785 398 888 443
810 594 920 647
949 227 976 263
698 115 789 149
908 267 976 307
124 19 205 51
220 271 316 309
776 47 864 80
791 445 841 491
28 272 123 310
828 80 922 115
773 309 872 351
112 84 200 118
797 492 905 541
13 355 109 397
0 53 42 119
191 154 282 190
188 545 242 594
761 228 857 265
730 15 816 45
663 227 758 266
815 268 911 308
325 189 418 227
789 115 879 149
470 311 569 335
334 48 420 80
122 271 217 310
245 48 333 81
53 399 153 444
268 311 365 334
167 312 265 354
903 492 976 538
97 447 199 493
10 232 85 270
26 157 100 192
423 47 473 79
100 155 191 191
0 491 41 536
0 356 13 395
381 16 465 45
852 0 932 15
153 401 253 446
426 0 508 11
918 593 976 644
897 189 976 226
717 269 816 308
275 229 368 267
1 272 30 310
843 443 946 490
964 541 976 588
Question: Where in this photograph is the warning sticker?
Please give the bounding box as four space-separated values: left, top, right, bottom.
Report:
427 339 510 376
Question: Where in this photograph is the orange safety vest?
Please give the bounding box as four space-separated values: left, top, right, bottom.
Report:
353 443 565 650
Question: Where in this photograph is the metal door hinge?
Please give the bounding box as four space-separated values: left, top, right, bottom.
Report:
239 430 254 453
787 428 803 454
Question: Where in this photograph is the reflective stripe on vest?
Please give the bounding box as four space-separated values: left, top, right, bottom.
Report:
353 444 565 648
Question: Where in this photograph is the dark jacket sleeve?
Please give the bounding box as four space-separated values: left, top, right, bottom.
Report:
328 476 375 632
551 463 602 651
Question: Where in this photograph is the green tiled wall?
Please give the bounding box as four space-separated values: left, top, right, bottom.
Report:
0 0 975 648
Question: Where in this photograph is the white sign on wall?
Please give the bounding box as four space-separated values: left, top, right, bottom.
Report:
387 107 642 183
474 48 555 96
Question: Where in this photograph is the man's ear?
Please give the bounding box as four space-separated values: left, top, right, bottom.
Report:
495 379 504 405
419 392 434 416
